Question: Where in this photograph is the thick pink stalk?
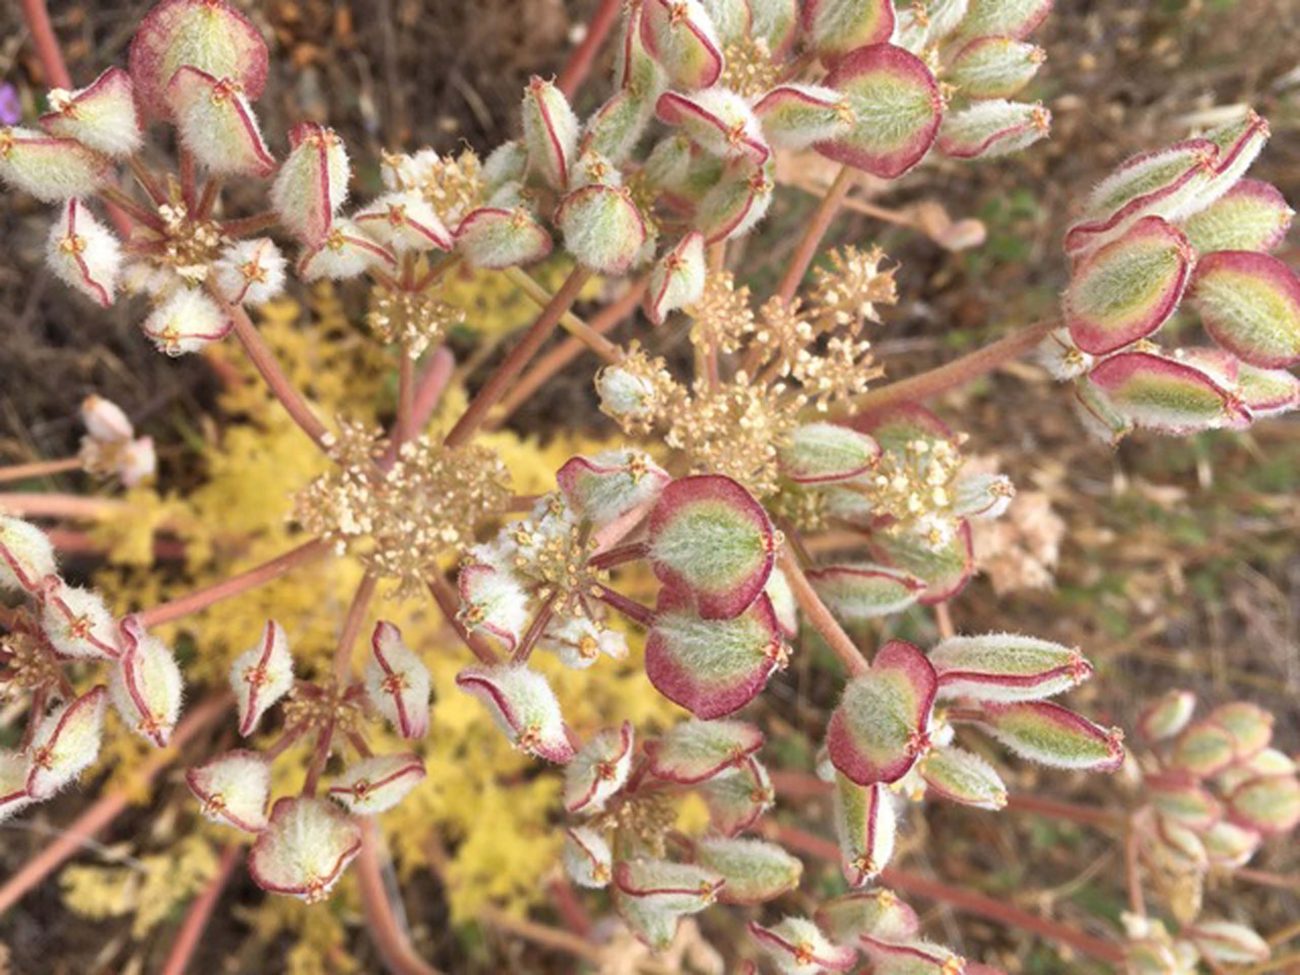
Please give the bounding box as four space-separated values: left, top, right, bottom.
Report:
18 0 134 236
427 575 498 665
841 319 1056 417
775 167 856 304
775 825 1125 965
0 492 126 520
19 0 71 87
0 457 81 484
357 822 445 975
557 0 623 97
494 278 645 425
139 538 332 627
444 267 592 447
776 547 868 675
397 352 415 446
334 573 378 681
0 693 232 915
159 843 242 975
216 292 333 451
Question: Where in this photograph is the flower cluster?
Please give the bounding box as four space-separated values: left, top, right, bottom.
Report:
777 404 1013 605
188 619 432 901
294 420 511 595
1 515 183 822
1041 112 1300 440
599 248 895 497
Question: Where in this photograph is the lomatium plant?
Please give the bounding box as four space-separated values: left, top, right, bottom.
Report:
1 0 1298 972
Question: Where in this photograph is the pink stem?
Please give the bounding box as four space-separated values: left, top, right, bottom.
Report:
0 457 81 485
159 843 242 975
0 492 126 520
493 278 644 426
397 351 415 447
775 166 856 305
776 547 868 675
333 573 378 682
357 821 446 975
443 267 592 447
557 0 623 97
593 584 654 627
18 0 70 87
217 292 333 451
138 538 332 627
775 825 1125 965
842 319 1056 417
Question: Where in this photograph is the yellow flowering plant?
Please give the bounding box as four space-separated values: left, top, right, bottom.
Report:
2 0 1299 972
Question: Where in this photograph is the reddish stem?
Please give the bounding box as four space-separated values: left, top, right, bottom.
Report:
493 278 644 425
427 575 498 665
334 573 379 681
159 843 242 975
380 348 454 468
0 457 81 485
19 0 71 87
0 492 126 520
302 722 335 797
1006 792 1124 831
397 351 415 447
588 540 648 570
0 693 232 915
220 212 279 238
46 526 185 560
445 267 593 447
410 254 460 294
841 319 1056 417
217 292 333 451
357 821 446 975
548 876 593 936
512 596 556 664
776 547 868 676
775 166 856 305
138 538 332 628
775 825 1125 965
557 0 623 97
593 584 654 628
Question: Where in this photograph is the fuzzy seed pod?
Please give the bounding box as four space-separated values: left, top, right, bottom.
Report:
212 238 287 306
128 0 269 119
39 68 142 157
167 66 275 176
230 620 294 737
0 127 112 203
25 686 107 800
248 796 362 901
365 622 431 740
110 617 184 747
46 199 122 307
0 515 57 595
271 123 351 245
186 749 271 831
455 664 575 763
140 286 231 355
